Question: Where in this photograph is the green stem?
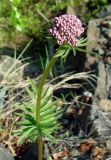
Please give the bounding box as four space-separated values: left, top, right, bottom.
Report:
36 56 57 124
36 54 58 160
36 46 67 160
38 138 42 160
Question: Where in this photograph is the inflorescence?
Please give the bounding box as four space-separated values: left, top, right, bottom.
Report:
49 14 84 46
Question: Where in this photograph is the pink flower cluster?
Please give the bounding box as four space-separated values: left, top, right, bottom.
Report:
49 15 84 46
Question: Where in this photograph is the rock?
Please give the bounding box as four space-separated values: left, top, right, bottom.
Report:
95 62 108 99
87 16 111 100
87 15 111 136
0 145 14 160
106 140 111 149
95 62 111 100
0 55 23 82
23 62 40 78
87 19 101 53
102 27 111 38
92 110 111 137
87 16 111 56
91 98 111 137
0 53 40 81
98 48 104 55
97 99 111 112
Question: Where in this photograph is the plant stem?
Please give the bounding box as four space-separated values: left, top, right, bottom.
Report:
38 138 42 160
36 56 57 124
36 46 67 160
36 54 58 160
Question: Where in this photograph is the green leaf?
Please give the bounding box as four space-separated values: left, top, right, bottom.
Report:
41 95 52 108
26 87 36 99
73 48 76 56
42 87 49 98
62 47 70 58
18 126 37 144
41 108 63 120
17 120 34 126
18 105 32 113
28 78 38 94
43 123 61 133
13 126 30 135
40 116 60 128
76 48 87 52
40 105 58 117
44 132 57 143
16 113 36 124
54 49 65 58
40 100 58 112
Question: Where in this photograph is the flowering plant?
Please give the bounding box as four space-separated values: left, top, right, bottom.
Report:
15 14 88 160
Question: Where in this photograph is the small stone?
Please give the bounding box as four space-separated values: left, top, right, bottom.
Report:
0 145 14 160
98 48 105 55
102 27 111 38
106 140 111 149
102 21 111 29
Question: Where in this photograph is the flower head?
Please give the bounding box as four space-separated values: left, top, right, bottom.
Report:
49 15 84 46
